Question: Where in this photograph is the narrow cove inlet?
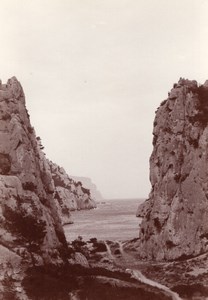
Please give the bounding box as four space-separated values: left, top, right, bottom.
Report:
64 198 143 242
2 78 208 299
64 199 182 300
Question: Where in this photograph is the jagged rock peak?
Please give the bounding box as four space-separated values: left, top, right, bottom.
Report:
0 76 96 260
0 77 97 298
0 77 68 268
137 78 208 261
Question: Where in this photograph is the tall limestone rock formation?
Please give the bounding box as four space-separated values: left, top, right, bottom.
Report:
0 77 96 264
137 78 208 261
0 77 97 297
0 77 68 267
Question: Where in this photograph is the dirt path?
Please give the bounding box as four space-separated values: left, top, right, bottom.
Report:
130 269 182 300
106 241 182 300
104 241 114 260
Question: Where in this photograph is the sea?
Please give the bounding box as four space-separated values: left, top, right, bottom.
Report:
64 198 144 242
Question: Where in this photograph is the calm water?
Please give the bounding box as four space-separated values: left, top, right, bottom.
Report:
64 198 144 242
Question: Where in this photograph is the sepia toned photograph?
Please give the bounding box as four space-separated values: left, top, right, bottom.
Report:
0 1 208 299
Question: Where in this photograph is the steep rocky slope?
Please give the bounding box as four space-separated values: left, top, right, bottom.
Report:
0 77 68 267
71 176 103 202
0 77 97 297
137 78 208 261
0 77 96 259
0 77 70 298
0 77 175 300
49 162 96 225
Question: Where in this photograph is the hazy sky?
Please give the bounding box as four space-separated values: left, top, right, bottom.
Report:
0 0 208 199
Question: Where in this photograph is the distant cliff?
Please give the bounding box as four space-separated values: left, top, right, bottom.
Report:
49 163 96 225
137 78 208 260
71 176 103 202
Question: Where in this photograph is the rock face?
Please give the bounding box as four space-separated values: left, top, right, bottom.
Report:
0 77 97 265
0 77 97 298
49 163 96 225
0 77 68 267
137 78 208 261
71 176 103 202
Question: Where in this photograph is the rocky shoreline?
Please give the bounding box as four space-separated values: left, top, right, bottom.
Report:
0 236 171 299
21 264 172 300
4 236 208 300
66 236 208 300
1 77 208 299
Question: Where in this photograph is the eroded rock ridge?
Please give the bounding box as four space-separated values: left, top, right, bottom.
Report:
0 77 95 269
71 176 103 202
0 77 70 269
50 162 96 225
137 78 208 260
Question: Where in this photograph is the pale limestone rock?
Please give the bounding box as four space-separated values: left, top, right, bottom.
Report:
49 162 96 224
71 176 103 201
0 77 98 300
0 77 67 269
137 78 208 261
0 78 73 299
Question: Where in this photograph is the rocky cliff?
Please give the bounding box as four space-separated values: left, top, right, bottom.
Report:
137 78 208 261
71 176 103 202
0 77 97 261
0 77 68 269
50 163 96 225
0 77 99 299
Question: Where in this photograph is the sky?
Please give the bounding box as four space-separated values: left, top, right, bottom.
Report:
0 0 208 199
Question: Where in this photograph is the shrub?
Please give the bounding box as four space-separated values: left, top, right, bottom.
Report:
52 175 66 188
89 238 97 244
2 274 18 300
67 246 75 256
160 99 167 106
166 240 175 249
114 249 121 255
71 237 86 251
188 138 199 148
200 232 208 239
193 85 208 126
2 113 11 121
153 134 158 146
92 242 107 253
39 197 47 205
74 181 82 187
174 173 181 183
3 204 47 265
22 182 36 192
61 206 70 215
0 153 11 175
154 218 162 232
27 126 34 134
81 186 90 195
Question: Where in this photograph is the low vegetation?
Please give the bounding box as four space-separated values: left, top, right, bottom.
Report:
22 265 172 300
3 203 46 265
